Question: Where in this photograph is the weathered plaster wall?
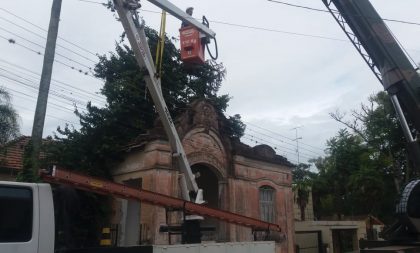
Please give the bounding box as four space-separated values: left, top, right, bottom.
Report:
112 100 294 252
230 155 294 253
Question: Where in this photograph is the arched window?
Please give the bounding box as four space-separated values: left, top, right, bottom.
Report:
259 186 276 223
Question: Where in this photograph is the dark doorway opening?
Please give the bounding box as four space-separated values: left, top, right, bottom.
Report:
192 164 219 209
191 164 219 241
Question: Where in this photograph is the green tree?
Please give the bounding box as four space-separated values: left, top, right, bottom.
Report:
292 163 315 221
312 92 408 221
49 27 242 177
331 91 414 192
0 87 19 145
312 129 371 219
45 27 243 247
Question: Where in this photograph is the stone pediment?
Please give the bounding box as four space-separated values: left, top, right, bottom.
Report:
122 99 293 169
175 99 223 138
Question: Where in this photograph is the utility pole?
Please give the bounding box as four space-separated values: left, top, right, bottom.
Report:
291 126 303 164
31 0 62 175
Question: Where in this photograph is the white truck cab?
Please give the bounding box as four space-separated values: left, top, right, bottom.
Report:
0 182 54 253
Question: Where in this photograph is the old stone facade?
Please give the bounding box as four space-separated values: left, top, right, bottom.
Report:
112 99 295 253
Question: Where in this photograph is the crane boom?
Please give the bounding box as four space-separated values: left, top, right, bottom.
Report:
112 0 218 199
147 0 215 38
322 0 420 170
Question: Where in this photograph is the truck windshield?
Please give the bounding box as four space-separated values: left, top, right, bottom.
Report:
0 186 33 242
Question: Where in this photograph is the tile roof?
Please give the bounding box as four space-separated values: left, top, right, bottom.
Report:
0 136 31 170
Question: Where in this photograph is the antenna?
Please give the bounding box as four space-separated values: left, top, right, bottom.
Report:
291 126 303 164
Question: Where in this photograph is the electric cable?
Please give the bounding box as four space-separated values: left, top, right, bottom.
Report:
0 5 328 158
75 0 420 51
267 0 420 27
4 70 314 163
0 63 106 105
14 103 81 126
0 58 105 105
0 8 99 60
0 84 79 114
246 127 323 156
202 16 218 60
244 133 318 160
0 35 96 78
244 121 324 152
0 72 87 108
384 22 419 69
0 46 326 157
0 26 94 70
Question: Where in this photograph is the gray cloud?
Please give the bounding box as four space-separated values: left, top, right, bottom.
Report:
1 0 419 164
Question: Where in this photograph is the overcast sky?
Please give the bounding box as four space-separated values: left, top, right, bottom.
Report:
1 0 419 164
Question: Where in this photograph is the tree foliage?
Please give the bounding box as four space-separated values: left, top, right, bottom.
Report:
312 92 412 222
0 87 19 145
330 91 417 190
43 27 244 247
48 27 242 177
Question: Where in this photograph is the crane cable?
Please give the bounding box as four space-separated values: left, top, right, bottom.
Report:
155 10 166 78
202 16 218 60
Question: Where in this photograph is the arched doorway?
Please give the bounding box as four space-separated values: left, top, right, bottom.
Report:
191 163 220 241
192 163 219 208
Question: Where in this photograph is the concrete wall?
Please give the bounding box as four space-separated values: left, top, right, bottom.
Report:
295 220 367 253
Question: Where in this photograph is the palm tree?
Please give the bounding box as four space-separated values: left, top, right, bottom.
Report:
293 163 314 221
293 180 311 221
0 87 20 145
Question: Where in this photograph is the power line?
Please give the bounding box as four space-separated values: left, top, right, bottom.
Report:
1 35 327 157
3 85 82 126
77 0 107 4
244 132 316 160
267 0 420 66
0 63 106 105
0 7 98 59
75 0 349 43
76 0 420 50
5 82 151 137
141 9 349 42
0 25 94 70
242 135 303 164
0 34 96 78
384 22 419 69
0 67 87 106
267 0 420 27
246 127 323 156
244 121 325 152
0 70 159 133
0 16 97 64
14 103 81 126
0 84 78 114
209 19 348 42
0 71 87 108
0 2 328 156
2 65 319 162
0 57 106 103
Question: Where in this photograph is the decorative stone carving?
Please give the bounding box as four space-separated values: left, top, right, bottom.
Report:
192 100 219 131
